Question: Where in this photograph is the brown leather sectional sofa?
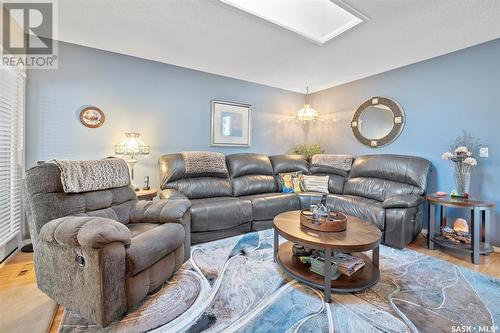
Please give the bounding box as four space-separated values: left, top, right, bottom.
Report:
159 153 431 249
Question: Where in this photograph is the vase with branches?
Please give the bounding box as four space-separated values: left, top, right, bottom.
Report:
441 130 480 198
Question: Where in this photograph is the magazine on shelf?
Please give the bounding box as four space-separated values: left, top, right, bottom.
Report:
295 249 366 277
331 253 365 276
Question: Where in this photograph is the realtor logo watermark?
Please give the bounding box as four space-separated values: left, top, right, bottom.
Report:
1 1 58 69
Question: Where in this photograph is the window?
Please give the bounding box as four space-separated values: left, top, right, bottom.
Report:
0 64 24 260
220 0 364 45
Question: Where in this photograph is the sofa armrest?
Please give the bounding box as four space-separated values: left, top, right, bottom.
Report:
383 194 424 209
39 215 131 249
130 192 191 223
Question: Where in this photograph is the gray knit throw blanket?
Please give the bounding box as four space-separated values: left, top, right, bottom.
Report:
50 158 130 193
311 154 353 171
181 151 228 176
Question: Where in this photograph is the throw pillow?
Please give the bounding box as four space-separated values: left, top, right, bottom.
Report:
311 154 353 171
302 175 329 193
279 172 304 193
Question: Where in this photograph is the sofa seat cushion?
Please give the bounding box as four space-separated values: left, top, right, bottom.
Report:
297 192 325 209
126 223 185 275
190 197 252 232
240 193 300 221
326 194 385 230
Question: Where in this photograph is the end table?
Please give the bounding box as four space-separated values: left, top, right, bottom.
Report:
136 188 158 201
427 194 496 264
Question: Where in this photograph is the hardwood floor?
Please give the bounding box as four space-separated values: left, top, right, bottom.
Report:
408 234 500 278
0 252 63 333
0 251 36 289
1 238 498 332
49 305 64 333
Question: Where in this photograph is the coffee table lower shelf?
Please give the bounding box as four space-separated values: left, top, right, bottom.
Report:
275 241 380 294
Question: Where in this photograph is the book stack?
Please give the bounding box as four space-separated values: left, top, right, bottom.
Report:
330 253 365 276
301 250 365 279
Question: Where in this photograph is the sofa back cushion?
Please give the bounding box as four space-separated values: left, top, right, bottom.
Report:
159 153 232 199
344 154 431 201
270 155 309 191
343 177 423 202
23 163 138 237
270 155 309 174
226 153 276 196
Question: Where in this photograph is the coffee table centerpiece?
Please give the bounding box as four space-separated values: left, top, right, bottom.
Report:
300 207 347 232
273 210 382 302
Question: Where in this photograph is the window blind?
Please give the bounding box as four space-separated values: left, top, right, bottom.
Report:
0 64 24 250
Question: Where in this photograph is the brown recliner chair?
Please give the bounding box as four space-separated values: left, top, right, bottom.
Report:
23 161 191 327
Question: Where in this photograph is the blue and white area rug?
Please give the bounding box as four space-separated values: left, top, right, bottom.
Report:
59 229 500 333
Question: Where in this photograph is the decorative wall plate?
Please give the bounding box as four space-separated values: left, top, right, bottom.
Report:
79 106 105 128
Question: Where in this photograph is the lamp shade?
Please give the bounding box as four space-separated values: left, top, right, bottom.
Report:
115 132 150 156
296 104 320 122
296 86 320 122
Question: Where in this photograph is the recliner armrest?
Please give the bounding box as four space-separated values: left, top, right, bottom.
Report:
383 194 424 209
39 215 131 249
130 191 191 223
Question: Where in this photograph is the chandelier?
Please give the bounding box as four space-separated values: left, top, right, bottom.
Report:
296 87 319 122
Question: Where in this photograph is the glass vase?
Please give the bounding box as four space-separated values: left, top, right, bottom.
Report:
454 171 471 195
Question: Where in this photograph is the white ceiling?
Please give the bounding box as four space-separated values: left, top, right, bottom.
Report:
52 0 500 93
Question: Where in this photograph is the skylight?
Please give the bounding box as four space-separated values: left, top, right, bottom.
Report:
220 0 365 45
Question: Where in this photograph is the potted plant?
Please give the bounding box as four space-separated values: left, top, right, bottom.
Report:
290 144 324 160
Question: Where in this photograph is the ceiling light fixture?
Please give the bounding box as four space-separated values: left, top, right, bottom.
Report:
296 87 320 122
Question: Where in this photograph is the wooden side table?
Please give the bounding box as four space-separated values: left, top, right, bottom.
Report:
427 194 496 264
136 188 158 201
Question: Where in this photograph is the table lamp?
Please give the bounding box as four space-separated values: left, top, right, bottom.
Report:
115 132 150 190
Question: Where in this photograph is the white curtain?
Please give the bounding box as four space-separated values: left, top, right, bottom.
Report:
0 64 25 261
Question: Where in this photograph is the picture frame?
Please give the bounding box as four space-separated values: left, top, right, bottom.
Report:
211 100 251 147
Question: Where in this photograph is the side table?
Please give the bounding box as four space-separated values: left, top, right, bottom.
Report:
136 188 158 201
427 194 496 264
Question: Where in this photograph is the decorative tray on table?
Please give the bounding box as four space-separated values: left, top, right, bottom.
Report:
300 209 347 232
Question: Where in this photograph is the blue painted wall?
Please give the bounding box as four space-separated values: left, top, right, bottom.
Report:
26 39 500 245
308 38 500 245
26 42 305 188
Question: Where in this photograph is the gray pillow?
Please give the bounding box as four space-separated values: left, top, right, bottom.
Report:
311 154 353 171
303 175 329 193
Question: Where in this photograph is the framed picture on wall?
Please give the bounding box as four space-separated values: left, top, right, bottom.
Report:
211 100 251 147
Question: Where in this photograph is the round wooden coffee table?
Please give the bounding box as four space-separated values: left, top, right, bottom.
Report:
273 210 382 302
